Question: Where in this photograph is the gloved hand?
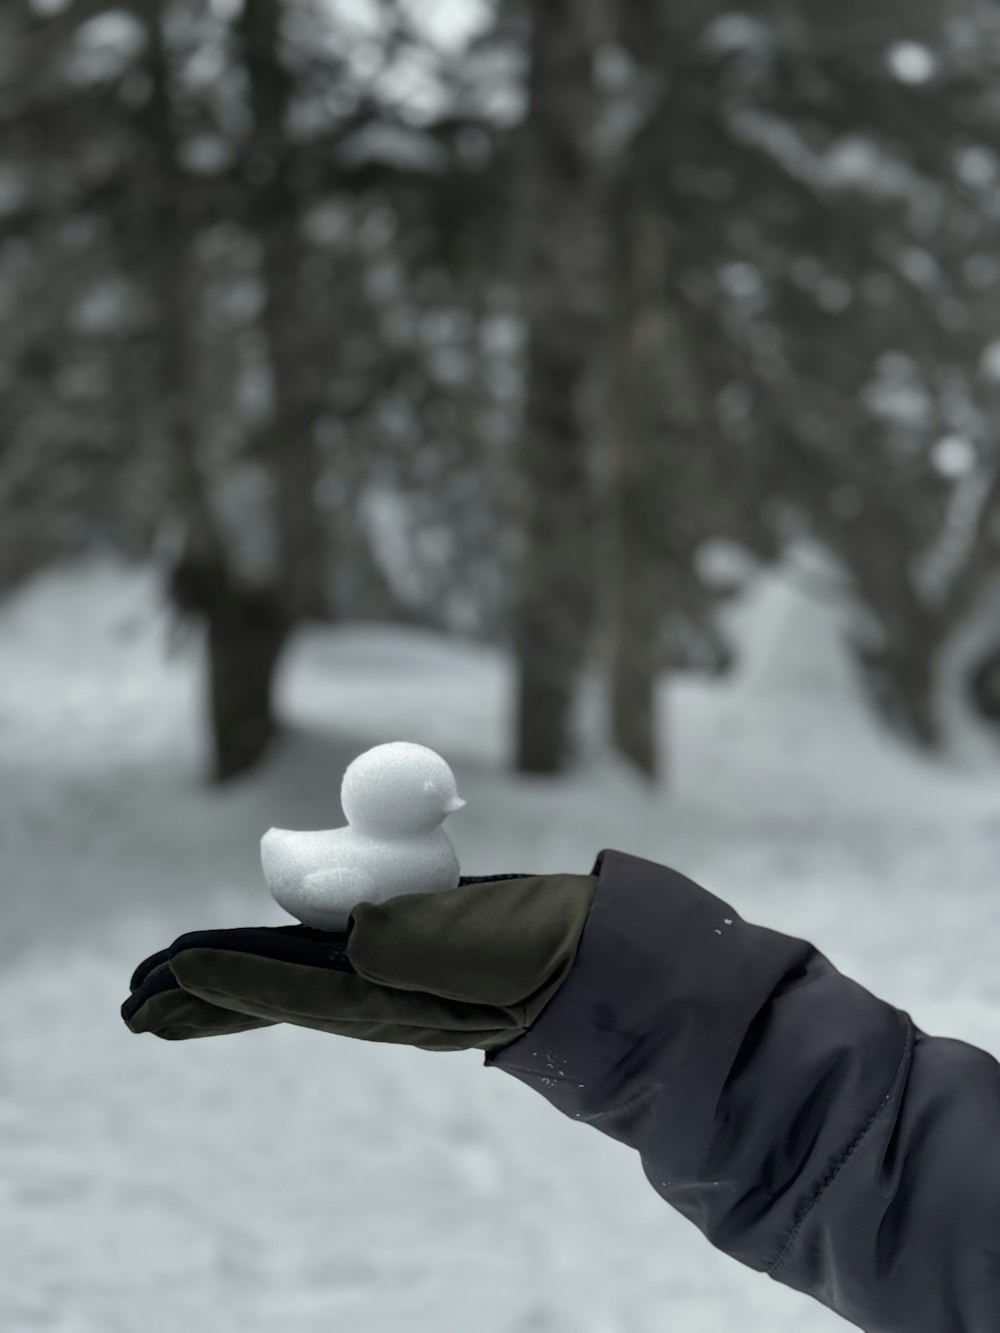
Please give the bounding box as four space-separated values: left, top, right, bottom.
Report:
122 871 597 1053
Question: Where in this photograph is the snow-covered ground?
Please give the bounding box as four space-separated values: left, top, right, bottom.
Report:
1 554 999 1333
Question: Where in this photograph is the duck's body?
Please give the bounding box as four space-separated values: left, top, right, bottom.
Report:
260 741 465 932
261 824 460 932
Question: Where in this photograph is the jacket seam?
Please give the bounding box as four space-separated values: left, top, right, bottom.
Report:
765 1009 915 1276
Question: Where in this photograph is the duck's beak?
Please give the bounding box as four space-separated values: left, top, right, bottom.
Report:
444 796 466 814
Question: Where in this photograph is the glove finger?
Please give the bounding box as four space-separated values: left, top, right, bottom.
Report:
127 958 175 998
347 873 597 1006
129 947 172 992
167 937 523 1045
127 923 337 993
167 925 358 972
122 963 276 1040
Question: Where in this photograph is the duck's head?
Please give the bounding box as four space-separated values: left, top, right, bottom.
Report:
341 741 466 836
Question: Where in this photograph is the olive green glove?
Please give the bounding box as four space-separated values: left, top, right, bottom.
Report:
122 872 598 1053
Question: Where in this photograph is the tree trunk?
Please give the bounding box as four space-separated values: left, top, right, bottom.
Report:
145 7 309 782
603 210 673 782
144 9 292 782
851 613 942 749
207 598 290 783
142 8 215 555
170 552 291 781
238 0 328 621
512 1 605 774
608 557 661 778
892 648 939 748
966 640 1000 728
867 573 944 749
772 430 947 752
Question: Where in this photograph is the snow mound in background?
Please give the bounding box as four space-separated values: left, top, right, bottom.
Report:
0 554 202 772
722 556 862 703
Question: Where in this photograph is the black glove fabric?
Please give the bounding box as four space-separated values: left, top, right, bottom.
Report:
122 872 598 1053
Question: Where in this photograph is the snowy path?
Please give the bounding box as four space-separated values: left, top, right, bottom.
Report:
1 557 999 1332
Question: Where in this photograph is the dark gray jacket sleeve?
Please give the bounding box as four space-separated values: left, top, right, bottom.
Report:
485 847 1000 1333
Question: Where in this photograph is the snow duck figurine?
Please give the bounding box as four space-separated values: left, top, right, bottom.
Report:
261 741 466 932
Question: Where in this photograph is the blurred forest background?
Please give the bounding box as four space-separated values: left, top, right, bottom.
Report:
5 0 1000 784
8 7 1000 1328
